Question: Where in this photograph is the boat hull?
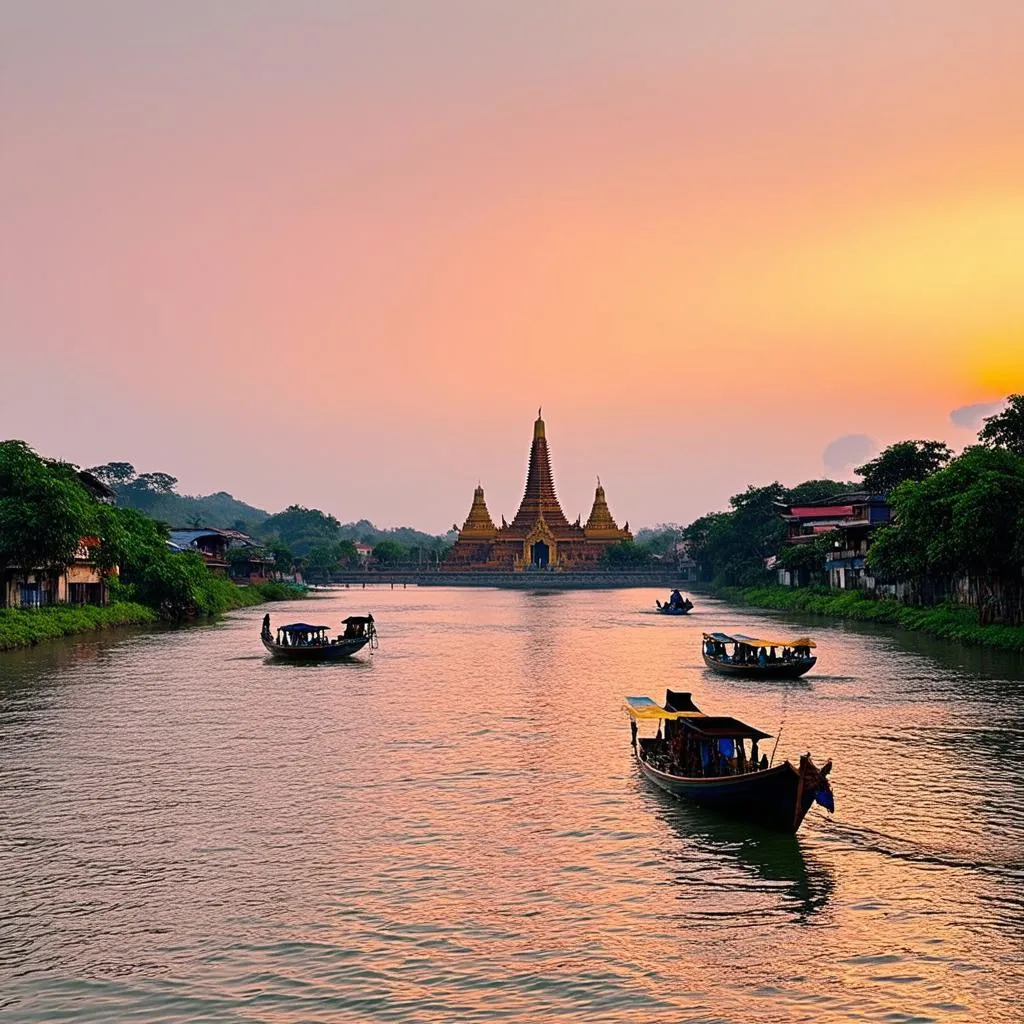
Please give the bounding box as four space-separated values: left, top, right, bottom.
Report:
657 604 691 615
262 636 369 661
702 651 815 678
636 750 821 833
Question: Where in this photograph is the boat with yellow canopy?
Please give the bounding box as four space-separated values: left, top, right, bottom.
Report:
702 632 817 679
625 690 833 833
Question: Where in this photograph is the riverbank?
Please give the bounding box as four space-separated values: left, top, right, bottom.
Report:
719 585 1024 651
0 602 158 651
0 581 306 652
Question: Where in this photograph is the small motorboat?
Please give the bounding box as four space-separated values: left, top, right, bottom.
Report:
625 690 833 833
261 614 377 661
702 632 816 679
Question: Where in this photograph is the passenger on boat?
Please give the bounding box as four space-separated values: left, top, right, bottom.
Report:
758 648 768 667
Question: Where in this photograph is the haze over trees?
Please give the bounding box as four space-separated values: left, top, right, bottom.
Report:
85 464 455 560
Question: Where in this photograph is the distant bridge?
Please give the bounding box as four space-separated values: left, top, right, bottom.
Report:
318 570 701 590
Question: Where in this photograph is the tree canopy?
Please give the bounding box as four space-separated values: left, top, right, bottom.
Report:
0 441 97 571
855 440 952 494
258 505 341 556
868 446 1024 582
372 539 407 566
978 394 1024 456
682 478 853 585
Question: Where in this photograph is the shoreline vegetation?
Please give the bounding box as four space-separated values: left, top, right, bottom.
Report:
0 581 305 652
718 585 1024 652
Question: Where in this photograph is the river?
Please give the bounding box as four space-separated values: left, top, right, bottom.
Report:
1 588 1021 1023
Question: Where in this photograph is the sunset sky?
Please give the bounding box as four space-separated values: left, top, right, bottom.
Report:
3 2 1023 531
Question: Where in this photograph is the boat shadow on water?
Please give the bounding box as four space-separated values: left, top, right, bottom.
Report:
262 655 375 670
702 668 814 690
644 782 836 922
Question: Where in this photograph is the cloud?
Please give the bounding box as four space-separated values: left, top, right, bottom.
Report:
823 434 877 475
949 400 1006 429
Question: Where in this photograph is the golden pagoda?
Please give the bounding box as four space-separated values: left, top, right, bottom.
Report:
445 411 631 570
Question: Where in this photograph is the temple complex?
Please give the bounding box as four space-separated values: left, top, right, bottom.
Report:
445 411 631 570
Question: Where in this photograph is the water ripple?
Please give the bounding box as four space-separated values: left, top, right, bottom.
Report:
1 588 1022 1022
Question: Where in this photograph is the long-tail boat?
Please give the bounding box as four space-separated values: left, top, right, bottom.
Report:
655 596 693 615
260 614 377 661
625 690 833 833
702 631 816 679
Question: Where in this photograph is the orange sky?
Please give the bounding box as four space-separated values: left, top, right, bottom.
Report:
3 2 1023 530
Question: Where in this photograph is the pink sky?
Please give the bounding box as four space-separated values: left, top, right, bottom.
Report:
3 2 1023 532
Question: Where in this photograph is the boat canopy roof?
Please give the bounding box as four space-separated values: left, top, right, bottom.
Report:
677 715 772 741
279 623 329 633
624 695 706 721
341 615 374 624
704 631 816 649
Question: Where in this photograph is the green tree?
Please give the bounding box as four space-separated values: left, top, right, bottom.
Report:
600 540 652 568
264 537 294 576
680 478 854 585
978 394 1024 456
0 440 96 572
259 505 341 556
133 472 178 494
336 539 359 568
868 447 1024 614
305 543 340 581
372 539 407 566
86 461 136 486
855 441 952 494
786 479 857 505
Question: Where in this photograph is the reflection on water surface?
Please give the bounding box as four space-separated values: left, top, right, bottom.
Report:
1 588 1021 1022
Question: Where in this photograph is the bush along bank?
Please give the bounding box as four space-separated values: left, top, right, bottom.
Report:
0 602 158 652
0 582 307 652
718 585 1024 652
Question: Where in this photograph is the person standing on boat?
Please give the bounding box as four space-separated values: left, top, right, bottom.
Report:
669 589 684 609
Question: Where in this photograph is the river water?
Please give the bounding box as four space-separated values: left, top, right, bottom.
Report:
1 588 1022 1023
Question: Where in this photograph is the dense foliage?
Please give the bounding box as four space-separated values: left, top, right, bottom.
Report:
1 441 97 572
3 442 302 622
854 440 952 494
978 394 1024 456
868 446 1024 583
682 479 854 586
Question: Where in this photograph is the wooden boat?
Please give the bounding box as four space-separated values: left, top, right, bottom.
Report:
625 690 833 833
656 599 692 615
656 592 693 615
260 614 377 661
702 631 816 679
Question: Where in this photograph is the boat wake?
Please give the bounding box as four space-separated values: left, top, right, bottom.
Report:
818 817 1024 875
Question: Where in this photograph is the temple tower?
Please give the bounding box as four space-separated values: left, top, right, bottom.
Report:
445 410 632 571
584 478 629 539
459 484 497 539
509 409 570 530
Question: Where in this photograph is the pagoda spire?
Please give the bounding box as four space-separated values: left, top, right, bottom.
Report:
585 477 622 534
511 410 570 530
458 482 497 538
